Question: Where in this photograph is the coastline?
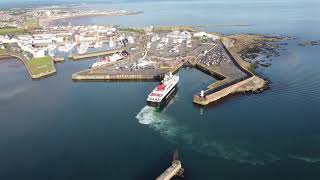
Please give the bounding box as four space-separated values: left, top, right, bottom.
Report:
39 11 143 27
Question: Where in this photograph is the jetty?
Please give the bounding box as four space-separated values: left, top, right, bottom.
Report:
156 151 184 180
72 60 183 81
192 40 265 105
69 48 124 60
53 56 64 63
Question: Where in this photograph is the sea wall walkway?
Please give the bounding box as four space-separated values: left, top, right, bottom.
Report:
156 160 183 180
192 39 265 105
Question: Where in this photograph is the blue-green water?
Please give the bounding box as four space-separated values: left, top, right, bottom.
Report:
1 1 320 179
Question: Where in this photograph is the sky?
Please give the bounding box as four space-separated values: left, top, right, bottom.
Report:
0 0 311 9
0 0 310 2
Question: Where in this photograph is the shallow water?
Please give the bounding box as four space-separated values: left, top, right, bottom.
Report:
1 0 320 179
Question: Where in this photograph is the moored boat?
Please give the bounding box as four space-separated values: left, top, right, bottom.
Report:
89 51 129 69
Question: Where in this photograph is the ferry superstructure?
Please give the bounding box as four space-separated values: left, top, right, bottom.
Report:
147 73 179 108
89 51 128 69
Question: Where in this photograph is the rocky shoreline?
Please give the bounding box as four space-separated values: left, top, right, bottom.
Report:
225 34 286 68
39 11 143 27
298 40 320 47
220 34 286 94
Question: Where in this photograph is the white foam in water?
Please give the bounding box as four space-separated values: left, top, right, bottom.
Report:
0 86 31 100
289 155 320 163
135 106 279 165
136 106 158 125
288 135 320 163
136 106 183 139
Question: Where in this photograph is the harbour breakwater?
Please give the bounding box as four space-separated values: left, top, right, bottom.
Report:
192 40 266 105
193 76 265 105
72 40 266 105
5 53 56 79
69 48 124 60
72 73 161 81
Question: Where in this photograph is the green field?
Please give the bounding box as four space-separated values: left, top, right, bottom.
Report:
23 19 40 29
0 19 39 35
119 27 145 34
26 56 55 75
153 26 196 32
0 49 8 56
0 27 26 35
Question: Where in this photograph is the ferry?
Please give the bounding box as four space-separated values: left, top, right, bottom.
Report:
147 73 179 108
89 51 129 69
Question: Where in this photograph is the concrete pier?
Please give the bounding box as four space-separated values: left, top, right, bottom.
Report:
69 48 124 60
156 151 184 180
193 76 265 105
156 160 183 180
53 56 64 62
72 73 160 81
72 58 174 81
192 40 266 105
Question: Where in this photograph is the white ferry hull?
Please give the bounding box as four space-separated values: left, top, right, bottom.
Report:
147 85 177 108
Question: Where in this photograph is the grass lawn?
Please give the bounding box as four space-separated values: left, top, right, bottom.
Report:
0 49 8 56
0 27 26 35
26 56 55 75
23 19 40 29
119 28 145 34
153 26 195 32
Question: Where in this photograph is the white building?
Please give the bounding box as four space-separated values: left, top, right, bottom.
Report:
194 32 220 40
75 34 99 42
21 45 46 58
151 35 160 42
193 32 207 37
46 10 51 17
17 35 33 46
0 35 4 44
32 34 55 46
52 36 64 43
33 49 45 58
33 37 52 45
109 38 115 47
1 37 18 44
127 36 135 44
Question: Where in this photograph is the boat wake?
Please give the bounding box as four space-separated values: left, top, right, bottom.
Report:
0 86 31 101
136 106 279 165
136 105 320 165
288 134 320 163
289 155 320 163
